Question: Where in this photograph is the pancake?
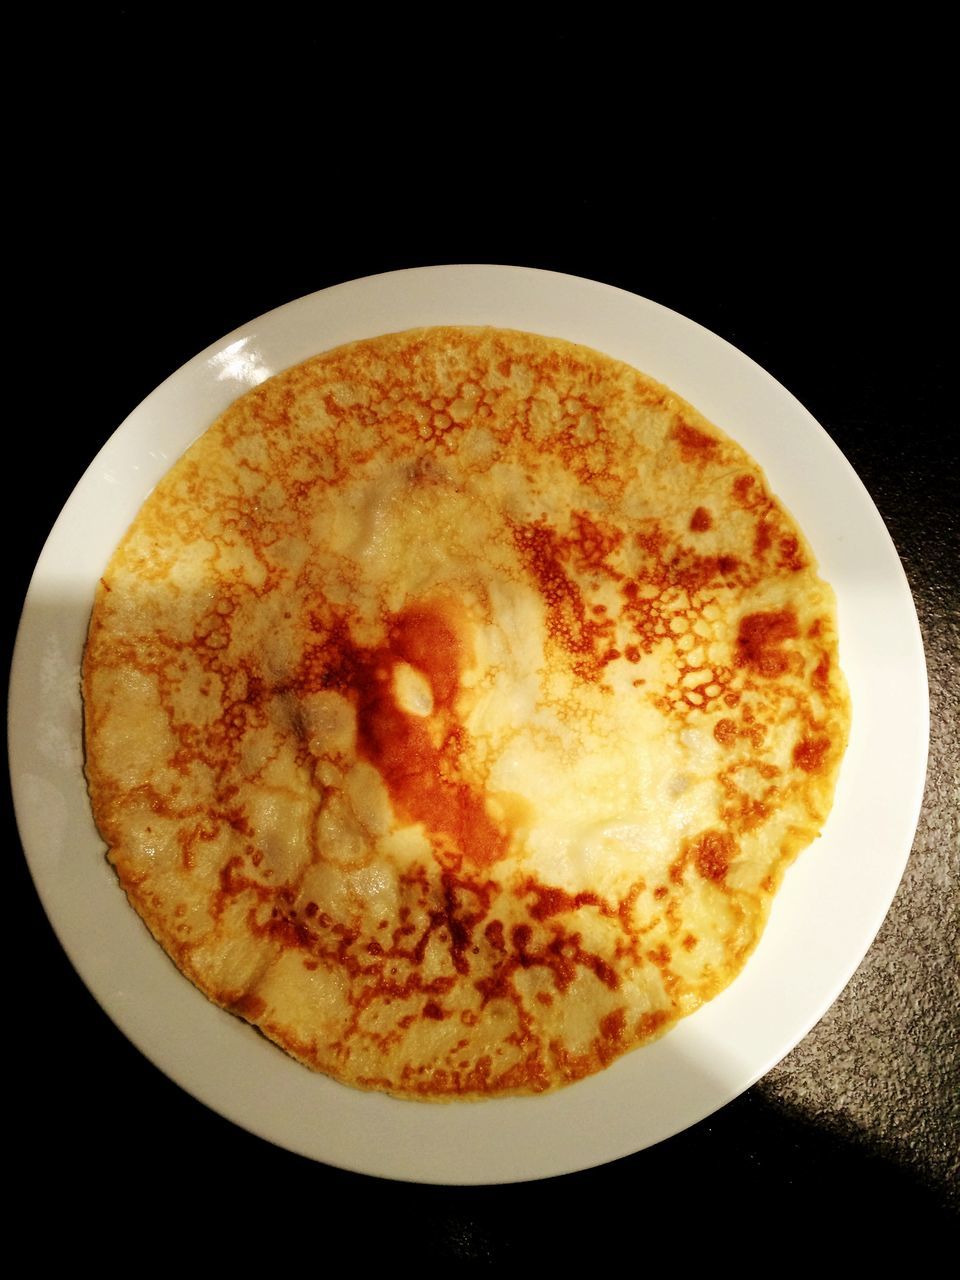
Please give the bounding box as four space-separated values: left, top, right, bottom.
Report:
82 326 850 1098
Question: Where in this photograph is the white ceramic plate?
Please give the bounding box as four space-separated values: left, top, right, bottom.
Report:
10 265 928 1184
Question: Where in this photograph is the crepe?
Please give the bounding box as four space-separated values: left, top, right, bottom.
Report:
82 327 850 1097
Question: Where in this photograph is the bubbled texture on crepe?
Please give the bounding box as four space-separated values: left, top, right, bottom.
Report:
83 328 850 1097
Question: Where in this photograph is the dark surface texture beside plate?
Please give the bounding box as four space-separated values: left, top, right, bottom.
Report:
10 10 958 1247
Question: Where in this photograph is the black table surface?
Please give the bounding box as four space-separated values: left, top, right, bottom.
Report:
9 12 957 1250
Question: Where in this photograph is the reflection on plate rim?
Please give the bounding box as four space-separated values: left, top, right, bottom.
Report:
9 265 928 1184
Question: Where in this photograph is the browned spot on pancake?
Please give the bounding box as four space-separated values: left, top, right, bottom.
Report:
231 992 267 1019
214 854 267 915
778 535 806 572
475 914 621 1009
733 474 762 507
264 913 317 950
568 510 625 578
692 830 735 882
736 608 800 677
690 506 713 532
521 877 602 920
636 1010 669 1039
600 1008 627 1041
754 518 773 556
673 551 741 592
793 735 831 773
721 784 771 832
484 919 506 952
306 600 511 869
714 717 737 746
176 817 220 870
672 420 719 463
510 519 617 681
812 652 831 693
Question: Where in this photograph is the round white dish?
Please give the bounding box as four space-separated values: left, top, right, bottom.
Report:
9 265 928 1184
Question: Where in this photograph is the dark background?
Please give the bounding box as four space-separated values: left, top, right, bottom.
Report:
10 9 957 1250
